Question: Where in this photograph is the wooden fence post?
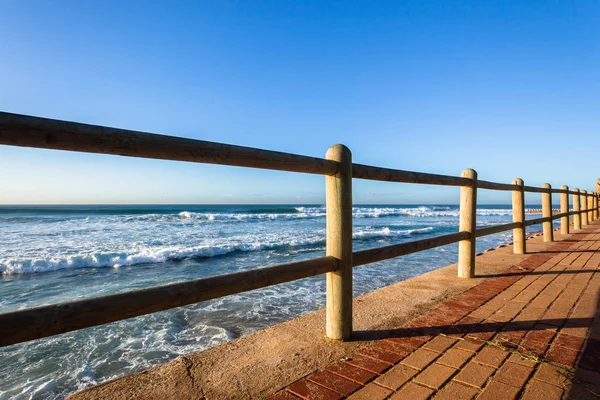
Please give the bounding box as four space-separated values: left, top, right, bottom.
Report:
512 178 526 254
588 194 594 222
325 144 353 341
595 195 599 220
542 183 553 242
458 169 477 278
560 185 569 234
581 190 588 226
573 188 581 230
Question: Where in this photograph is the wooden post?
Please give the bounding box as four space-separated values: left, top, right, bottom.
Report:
560 185 569 234
573 188 581 230
325 144 353 341
581 190 588 226
542 183 553 242
588 194 594 222
512 178 526 254
595 195 599 220
458 169 477 278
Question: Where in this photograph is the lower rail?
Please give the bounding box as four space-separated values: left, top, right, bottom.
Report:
0 256 337 347
475 222 520 238
352 231 469 267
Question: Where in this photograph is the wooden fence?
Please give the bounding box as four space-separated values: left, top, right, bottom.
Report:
0 111 598 346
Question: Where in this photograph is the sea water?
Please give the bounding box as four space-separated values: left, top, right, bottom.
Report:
0 204 553 399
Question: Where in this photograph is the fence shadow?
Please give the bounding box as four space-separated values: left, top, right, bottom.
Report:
476 270 597 279
352 318 592 342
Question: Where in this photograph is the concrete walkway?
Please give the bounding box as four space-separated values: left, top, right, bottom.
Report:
271 224 600 400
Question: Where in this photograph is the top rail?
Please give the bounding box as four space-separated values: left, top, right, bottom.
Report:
0 112 339 176
1 112 597 195
478 180 519 191
351 163 471 187
523 185 548 193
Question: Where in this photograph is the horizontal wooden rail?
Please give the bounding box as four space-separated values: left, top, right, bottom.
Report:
477 180 519 191
352 231 469 267
0 112 339 176
1 112 590 196
352 163 471 187
0 256 337 347
475 222 521 238
549 188 575 195
523 185 550 193
524 216 552 226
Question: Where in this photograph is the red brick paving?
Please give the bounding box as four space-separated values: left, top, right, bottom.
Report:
270 223 600 399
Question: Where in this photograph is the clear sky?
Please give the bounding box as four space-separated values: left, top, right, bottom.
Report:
1 1 598 205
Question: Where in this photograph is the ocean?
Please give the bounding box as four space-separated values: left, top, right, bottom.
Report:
0 204 554 399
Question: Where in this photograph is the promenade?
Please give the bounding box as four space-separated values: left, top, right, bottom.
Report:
272 223 600 400
69 222 600 400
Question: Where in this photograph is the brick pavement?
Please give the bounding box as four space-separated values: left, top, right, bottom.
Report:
270 223 600 400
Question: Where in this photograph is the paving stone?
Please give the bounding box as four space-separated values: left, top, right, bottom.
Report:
423 335 457 353
493 362 534 388
468 328 498 342
521 379 564 400
385 333 431 349
287 380 342 400
533 363 569 388
400 348 439 370
495 330 527 345
518 307 548 321
346 383 392 400
553 332 585 350
431 381 479 399
477 380 521 400
445 300 476 314
436 347 473 368
507 353 538 368
357 341 412 364
468 307 496 320
344 355 390 374
540 312 566 327
525 324 557 344
456 315 484 326
373 363 418 390
389 382 434 400
307 371 362 396
453 361 495 388
545 345 579 367
560 325 589 338
326 361 377 385
413 363 456 389
519 339 549 356
455 337 485 353
473 345 509 368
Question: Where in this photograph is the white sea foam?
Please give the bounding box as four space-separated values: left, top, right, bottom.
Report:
61 207 515 228
0 224 437 275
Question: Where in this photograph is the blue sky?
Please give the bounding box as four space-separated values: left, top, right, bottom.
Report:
1 1 598 204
